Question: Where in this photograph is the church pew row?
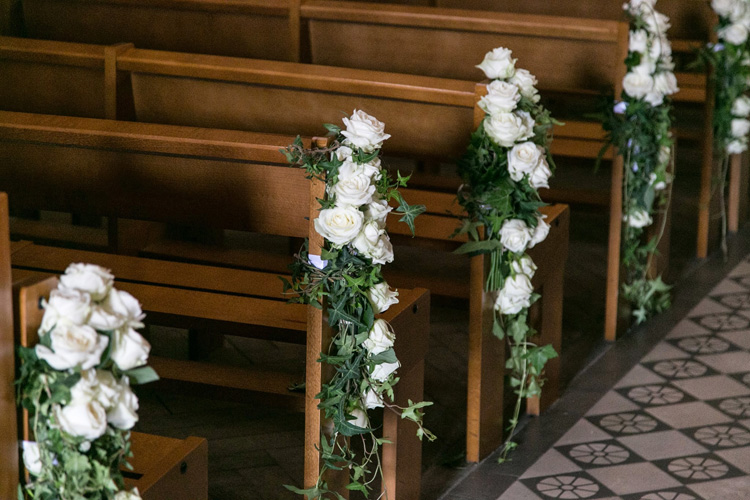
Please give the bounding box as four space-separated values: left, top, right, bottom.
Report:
0 112 431 494
0 109 567 463
13 0 730 257
0 36 644 341
1 194 209 500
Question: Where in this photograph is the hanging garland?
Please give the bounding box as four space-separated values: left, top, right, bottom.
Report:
16 264 158 500
700 0 750 256
455 47 559 462
601 0 677 323
281 110 434 499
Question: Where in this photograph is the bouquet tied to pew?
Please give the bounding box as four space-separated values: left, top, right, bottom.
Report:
282 110 433 498
699 0 750 255
455 47 559 462
16 264 158 500
601 0 677 323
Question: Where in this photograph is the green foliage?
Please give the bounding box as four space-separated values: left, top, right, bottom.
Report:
281 125 434 498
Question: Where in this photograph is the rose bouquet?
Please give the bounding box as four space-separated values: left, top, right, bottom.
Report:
281 110 433 498
601 0 676 323
700 0 750 254
455 47 558 462
16 264 158 500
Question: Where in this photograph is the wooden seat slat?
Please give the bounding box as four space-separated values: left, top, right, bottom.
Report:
0 36 105 67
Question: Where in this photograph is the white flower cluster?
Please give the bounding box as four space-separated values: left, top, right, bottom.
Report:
314 110 394 265
476 48 552 190
712 0 750 154
713 0 750 45
622 0 679 106
24 263 150 500
476 47 553 315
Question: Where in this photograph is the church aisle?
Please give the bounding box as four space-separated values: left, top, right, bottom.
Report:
442 229 750 499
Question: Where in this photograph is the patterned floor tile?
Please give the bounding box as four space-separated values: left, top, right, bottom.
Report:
688 424 750 449
585 391 642 417
641 342 692 362
715 445 750 474
671 336 733 355
645 359 712 379
520 449 582 479
686 297 732 318
665 319 712 340
710 279 749 296
716 292 750 310
617 430 707 461
497 481 544 500
556 441 637 468
687 475 750 499
587 462 682 496
690 313 750 333
622 488 700 499
646 401 733 429
615 364 667 389
554 420 613 447
521 472 615 499
696 351 750 374
718 329 750 350
715 396 750 418
672 375 750 400
656 453 747 485
587 411 669 436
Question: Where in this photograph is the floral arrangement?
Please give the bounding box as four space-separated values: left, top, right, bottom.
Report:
16 264 157 500
601 0 677 323
281 110 433 498
700 0 750 254
455 47 558 462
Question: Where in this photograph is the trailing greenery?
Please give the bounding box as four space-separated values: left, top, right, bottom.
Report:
281 112 433 499
698 0 750 256
600 0 677 323
456 48 559 463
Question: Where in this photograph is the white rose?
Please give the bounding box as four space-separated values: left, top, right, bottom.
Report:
476 47 516 80
370 360 400 382
363 319 395 355
623 71 654 99
364 388 383 409
341 110 390 153
499 219 532 253
69 369 100 404
729 1 748 22
114 489 142 500
508 142 544 182
314 205 364 246
484 113 523 147
494 274 533 315
645 12 671 35
511 254 537 278
89 288 145 332
94 370 122 409
509 68 539 102
649 36 672 60
59 263 114 302
629 30 649 53
22 441 42 476
332 171 376 207
733 95 750 117
352 220 394 265
732 118 750 138
516 111 536 142
713 0 739 17
529 157 552 189
367 282 399 314
649 172 667 191
624 208 653 228
335 145 354 162
348 408 369 429
36 322 108 371
644 90 665 107
110 328 151 371
659 146 672 166
365 198 392 228
720 23 749 45
728 138 748 154
528 215 551 248
41 288 91 332
55 400 108 440
337 157 381 182
479 80 521 114
653 72 678 96
107 378 139 430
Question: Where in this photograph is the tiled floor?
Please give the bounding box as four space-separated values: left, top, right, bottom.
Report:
441 233 750 499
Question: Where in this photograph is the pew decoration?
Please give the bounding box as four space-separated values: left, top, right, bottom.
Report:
700 0 750 255
456 47 558 463
16 264 157 500
602 0 677 323
282 110 433 498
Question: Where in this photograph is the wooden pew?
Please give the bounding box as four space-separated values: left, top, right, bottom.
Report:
0 110 429 497
0 193 17 500
12 274 209 500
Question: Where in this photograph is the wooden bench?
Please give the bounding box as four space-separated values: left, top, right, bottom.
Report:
0 110 429 497
12 273 209 500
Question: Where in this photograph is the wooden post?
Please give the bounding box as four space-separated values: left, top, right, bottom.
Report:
289 0 301 63
0 192 18 499
728 153 743 233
